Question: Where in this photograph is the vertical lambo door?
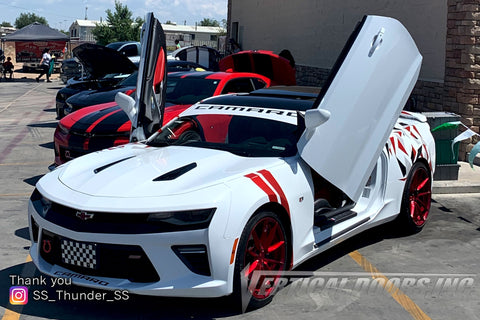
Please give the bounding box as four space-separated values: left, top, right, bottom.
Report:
298 15 422 203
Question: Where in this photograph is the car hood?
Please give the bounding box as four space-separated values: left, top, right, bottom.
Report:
57 143 281 198
67 86 135 108
62 102 189 135
67 104 130 134
73 43 137 79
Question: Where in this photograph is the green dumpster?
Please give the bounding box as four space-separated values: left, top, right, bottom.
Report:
422 112 461 180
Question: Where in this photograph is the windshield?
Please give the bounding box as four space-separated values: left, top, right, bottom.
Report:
148 114 299 157
117 71 138 86
166 77 219 105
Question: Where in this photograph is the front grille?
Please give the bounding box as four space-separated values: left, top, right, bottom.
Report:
41 202 208 234
40 230 159 283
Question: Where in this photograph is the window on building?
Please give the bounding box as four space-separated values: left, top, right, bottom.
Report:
231 22 239 42
210 35 218 41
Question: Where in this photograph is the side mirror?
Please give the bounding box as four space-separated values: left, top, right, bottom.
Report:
115 92 137 125
304 109 331 129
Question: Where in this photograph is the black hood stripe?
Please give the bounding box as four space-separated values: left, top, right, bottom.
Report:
70 106 122 133
89 108 130 134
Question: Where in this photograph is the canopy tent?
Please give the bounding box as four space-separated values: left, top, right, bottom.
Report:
5 22 69 41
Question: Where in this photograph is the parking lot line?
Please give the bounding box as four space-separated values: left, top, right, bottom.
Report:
2 255 32 320
0 162 51 166
0 85 41 114
349 250 431 320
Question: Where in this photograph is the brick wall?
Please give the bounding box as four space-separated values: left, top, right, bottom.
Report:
444 0 480 160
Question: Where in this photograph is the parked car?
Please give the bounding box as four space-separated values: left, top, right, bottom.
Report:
219 49 297 86
60 58 86 84
55 43 138 119
63 61 210 116
106 41 141 63
30 14 434 311
54 70 271 166
169 45 222 71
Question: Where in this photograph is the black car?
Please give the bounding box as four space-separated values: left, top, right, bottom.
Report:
55 43 138 119
63 61 209 116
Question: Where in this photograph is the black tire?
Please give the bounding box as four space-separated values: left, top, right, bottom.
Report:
397 162 432 233
232 211 289 312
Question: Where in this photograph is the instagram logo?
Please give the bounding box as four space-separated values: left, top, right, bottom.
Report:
9 286 28 305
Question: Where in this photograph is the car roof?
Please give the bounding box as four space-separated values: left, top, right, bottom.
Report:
200 86 318 112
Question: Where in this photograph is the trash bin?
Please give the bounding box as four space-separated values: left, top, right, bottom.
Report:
422 112 461 181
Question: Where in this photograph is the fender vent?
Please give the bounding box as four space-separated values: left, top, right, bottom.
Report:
94 156 135 174
153 162 197 181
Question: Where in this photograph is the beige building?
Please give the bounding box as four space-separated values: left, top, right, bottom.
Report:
69 19 102 42
162 23 225 51
227 0 480 161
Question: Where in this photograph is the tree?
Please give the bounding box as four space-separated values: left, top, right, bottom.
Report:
1 21 13 27
15 13 48 29
199 18 220 27
92 1 144 45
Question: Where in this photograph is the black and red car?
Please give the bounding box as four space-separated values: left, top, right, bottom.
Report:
53 71 271 166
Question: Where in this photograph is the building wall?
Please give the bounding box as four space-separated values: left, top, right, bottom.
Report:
230 0 447 82
443 0 480 160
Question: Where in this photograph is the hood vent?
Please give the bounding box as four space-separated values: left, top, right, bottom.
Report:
153 162 197 181
94 156 136 174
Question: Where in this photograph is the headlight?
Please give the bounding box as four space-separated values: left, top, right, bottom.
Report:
57 122 69 135
30 189 52 218
65 102 73 114
147 208 216 229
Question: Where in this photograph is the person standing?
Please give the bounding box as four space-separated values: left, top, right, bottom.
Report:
175 39 181 50
36 48 52 83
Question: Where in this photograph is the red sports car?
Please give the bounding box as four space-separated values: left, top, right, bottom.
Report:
53 71 271 166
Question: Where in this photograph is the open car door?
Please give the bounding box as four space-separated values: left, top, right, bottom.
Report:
297 15 422 202
117 12 167 141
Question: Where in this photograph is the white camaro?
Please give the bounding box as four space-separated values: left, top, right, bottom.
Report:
28 13 435 309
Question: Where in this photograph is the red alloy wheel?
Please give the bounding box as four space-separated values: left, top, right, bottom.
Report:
407 165 432 226
243 216 287 300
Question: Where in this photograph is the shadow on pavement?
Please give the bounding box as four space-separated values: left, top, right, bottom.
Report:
15 227 30 241
0 262 238 320
23 175 43 187
27 122 58 129
39 142 54 150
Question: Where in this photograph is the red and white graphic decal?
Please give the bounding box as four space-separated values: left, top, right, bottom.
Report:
386 122 430 180
245 170 290 214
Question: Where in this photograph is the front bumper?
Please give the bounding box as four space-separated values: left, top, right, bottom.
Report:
28 199 234 298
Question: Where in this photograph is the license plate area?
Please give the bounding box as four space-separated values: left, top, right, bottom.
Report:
60 238 97 270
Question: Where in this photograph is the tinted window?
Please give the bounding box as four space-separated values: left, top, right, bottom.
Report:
148 114 298 157
166 78 219 105
121 44 138 57
221 78 254 94
252 78 267 90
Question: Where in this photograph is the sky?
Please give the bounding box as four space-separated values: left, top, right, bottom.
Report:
0 0 228 31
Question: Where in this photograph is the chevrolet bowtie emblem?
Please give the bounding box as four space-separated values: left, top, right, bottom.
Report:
76 211 94 221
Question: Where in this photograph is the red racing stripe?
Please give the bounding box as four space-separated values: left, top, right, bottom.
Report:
258 169 290 214
245 173 277 203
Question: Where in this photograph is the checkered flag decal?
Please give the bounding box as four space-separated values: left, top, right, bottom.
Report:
61 239 97 269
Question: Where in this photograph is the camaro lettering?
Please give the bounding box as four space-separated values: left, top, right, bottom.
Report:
53 271 109 286
194 105 296 117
